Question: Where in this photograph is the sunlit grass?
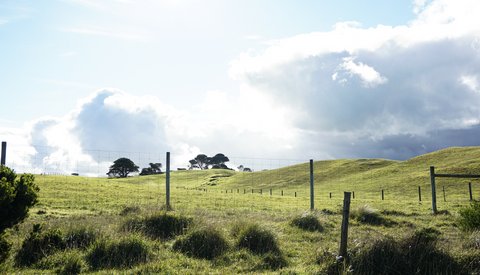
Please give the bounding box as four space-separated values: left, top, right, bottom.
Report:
3 146 480 273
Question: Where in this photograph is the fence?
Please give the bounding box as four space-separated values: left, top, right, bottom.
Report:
3 142 480 214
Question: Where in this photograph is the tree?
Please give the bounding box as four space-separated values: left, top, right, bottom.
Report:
139 163 162 175
149 163 162 174
0 165 39 263
210 153 229 167
188 153 231 170
237 165 252 172
188 154 211 170
107 158 139 178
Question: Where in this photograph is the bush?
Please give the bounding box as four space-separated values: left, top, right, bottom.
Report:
458 200 480 231
85 234 151 269
0 233 12 264
15 223 66 267
173 227 229 259
122 211 192 239
235 223 280 254
0 165 39 264
0 165 39 233
290 212 323 232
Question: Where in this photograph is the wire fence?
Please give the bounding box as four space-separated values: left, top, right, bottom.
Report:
4 143 480 213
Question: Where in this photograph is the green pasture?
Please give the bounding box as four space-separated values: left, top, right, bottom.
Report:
3 147 480 274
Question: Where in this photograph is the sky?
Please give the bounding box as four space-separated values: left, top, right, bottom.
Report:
1 0 480 174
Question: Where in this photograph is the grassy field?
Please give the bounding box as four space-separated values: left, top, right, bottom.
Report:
2 147 480 274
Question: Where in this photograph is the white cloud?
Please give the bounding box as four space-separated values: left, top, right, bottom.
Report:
335 57 388 88
227 0 480 159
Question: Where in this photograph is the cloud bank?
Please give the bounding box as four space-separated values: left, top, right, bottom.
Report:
7 0 480 175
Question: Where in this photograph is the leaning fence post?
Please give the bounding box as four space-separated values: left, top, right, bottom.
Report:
430 166 437 214
1 141 6 166
339 191 352 258
469 182 473 201
310 159 314 211
166 152 170 209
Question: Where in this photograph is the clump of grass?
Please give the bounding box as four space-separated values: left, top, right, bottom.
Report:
15 223 66 267
36 250 84 275
122 211 192 239
350 204 381 224
64 226 98 249
458 200 480 231
465 231 480 249
290 212 323 232
322 227 462 275
85 234 151 270
119 204 141 216
173 226 229 259
234 222 280 254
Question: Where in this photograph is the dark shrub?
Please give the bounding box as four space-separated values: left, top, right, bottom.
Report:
173 227 229 259
122 212 192 239
0 233 12 264
235 223 280 254
458 200 480 231
85 234 150 269
290 212 323 232
15 223 66 267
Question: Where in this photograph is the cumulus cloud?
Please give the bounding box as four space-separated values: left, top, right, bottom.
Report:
17 87 299 174
228 0 480 160
8 0 480 176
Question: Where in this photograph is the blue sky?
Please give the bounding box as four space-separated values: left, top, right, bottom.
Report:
2 0 480 173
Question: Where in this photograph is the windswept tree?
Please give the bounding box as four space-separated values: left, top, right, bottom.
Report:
188 153 230 170
210 153 229 168
237 165 252 172
107 158 139 178
188 154 211 170
139 162 162 175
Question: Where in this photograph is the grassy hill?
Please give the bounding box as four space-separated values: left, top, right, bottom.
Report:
3 147 480 274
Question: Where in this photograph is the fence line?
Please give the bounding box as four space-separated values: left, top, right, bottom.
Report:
3 142 480 212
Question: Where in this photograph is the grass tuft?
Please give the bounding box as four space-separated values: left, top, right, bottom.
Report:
85 234 151 270
322 227 461 275
234 222 281 255
173 226 229 259
122 211 192 239
458 200 480 231
64 226 98 249
290 212 324 232
15 223 66 267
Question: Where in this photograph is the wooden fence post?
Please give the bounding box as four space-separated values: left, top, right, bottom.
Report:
270 189 272 196
443 186 446 202
430 166 437 214
419 186 421 201
1 141 6 166
382 190 384 200
469 182 473 201
339 191 352 258
166 152 170 209
310 159 314 211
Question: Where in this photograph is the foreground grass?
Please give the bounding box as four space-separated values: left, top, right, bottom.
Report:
3 147 480 273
